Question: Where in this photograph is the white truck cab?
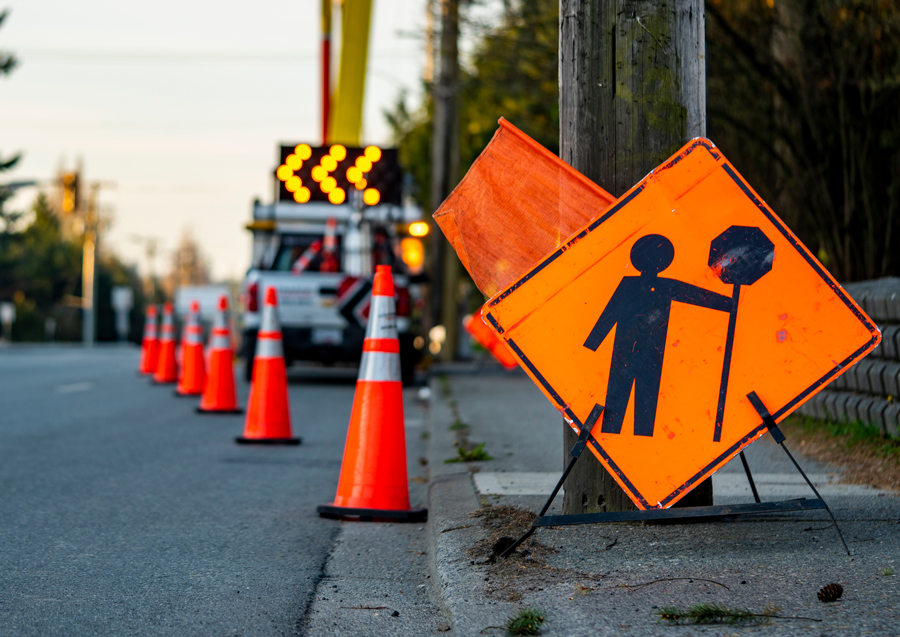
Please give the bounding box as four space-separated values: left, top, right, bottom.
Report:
241 199 423 384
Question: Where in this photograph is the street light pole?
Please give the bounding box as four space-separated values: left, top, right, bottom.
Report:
81 184 100 347
81 181 115 346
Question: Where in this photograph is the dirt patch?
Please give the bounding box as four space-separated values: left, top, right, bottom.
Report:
467 505 600 602
780 416 900 491
467 506 542 557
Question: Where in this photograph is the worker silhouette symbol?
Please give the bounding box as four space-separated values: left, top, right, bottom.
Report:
583 235 732 437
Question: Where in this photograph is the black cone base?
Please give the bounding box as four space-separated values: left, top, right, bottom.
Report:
196 407 244 415
317 504 428 523
235 436 301 445
174 390 202 398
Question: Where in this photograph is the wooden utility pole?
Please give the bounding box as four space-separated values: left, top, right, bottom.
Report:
559 0 711 513
430 0 461 360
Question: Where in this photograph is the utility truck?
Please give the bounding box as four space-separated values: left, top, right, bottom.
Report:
240 143 426 384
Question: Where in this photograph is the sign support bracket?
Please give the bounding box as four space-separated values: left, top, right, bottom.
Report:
501 393 851 558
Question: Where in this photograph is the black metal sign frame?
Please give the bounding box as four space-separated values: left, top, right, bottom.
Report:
501 392 850 557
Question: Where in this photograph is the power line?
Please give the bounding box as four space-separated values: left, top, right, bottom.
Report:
17 49 419 64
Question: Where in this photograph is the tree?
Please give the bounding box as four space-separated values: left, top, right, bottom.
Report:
0 7 22 238
0 195 81 340
162 229 210 299
707 0 900 281
391 0 900 285
387 0 559 214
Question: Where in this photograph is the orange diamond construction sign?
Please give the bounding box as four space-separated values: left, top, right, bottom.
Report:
483 139 880 510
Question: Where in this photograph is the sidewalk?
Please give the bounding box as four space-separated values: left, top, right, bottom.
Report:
426 365 900 636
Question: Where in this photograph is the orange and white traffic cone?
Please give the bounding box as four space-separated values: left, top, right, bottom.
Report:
153 302 178 383
176 300 206 396
320 217 339 272
138 305 159 375
236 287 300 445
318 265 426 522
197 295 242 414
291 239 322 275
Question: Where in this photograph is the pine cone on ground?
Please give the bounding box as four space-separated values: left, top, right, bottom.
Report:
817 583 843 602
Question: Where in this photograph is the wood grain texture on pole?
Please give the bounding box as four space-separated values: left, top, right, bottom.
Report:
559 0 711 514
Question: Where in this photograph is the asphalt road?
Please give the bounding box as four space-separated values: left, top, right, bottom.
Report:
0 346 440 636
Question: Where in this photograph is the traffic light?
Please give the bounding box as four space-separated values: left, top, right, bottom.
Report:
274 144 402 206
62 172 79 213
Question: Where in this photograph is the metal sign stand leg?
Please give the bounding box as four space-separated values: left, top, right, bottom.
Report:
746 391 851 555
501 404 604 557
502 393 851 558
739 451 761 503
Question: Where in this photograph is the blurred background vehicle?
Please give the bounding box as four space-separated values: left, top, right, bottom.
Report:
240 145 426 384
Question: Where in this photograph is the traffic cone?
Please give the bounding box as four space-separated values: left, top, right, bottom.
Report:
318 265 426 522
236 287 300 445
291 239 322 274
153 302 178 383
138 305 159 375
197 295 242 414
176 300 206 396
320 217 339 272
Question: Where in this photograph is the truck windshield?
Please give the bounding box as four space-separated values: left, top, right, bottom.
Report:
271 234 343 273
270 229 401 273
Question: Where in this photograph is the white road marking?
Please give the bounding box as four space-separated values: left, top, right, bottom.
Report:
473 471 896 498
56 382 94 394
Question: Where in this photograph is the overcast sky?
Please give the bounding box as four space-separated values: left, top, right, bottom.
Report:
1 0 428 281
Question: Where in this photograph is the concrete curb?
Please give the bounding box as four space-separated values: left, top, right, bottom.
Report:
425 374 523 636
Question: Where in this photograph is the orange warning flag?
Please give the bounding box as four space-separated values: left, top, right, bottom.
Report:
433 118 615 297
483 139 880 510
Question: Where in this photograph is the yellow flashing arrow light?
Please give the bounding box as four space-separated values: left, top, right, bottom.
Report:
346 166 362 183
330 144 347 161
276 144 400 205
321 176 337 193
276 165 292 181
311 165 327 182
293 187 311 203
328 188 346 204
364 146 382 162
363 188 381 205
